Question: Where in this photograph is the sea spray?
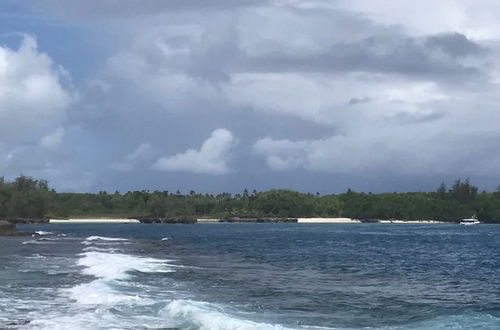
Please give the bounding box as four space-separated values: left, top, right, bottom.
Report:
163 299 292 330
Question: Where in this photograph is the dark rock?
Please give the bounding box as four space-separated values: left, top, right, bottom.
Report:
359 218 380 223
0 218 49 224
0 220 37 236
138 216 197 224
221 217 298 223
0 221 16 236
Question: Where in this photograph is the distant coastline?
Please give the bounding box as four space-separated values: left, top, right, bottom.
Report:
1 175 498 226
49 218 140 224
44 217 448 224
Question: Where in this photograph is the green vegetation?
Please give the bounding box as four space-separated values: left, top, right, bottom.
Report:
0 176 54 219
2 175 500 222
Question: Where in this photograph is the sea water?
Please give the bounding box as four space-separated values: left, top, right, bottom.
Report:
1 223 500 329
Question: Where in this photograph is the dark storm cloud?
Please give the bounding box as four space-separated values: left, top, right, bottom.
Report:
348 97 371 105
7 0 500 194
41 0 268 18
39 1 488 85
240 33 485 81
390 110 445 125
425 32 483 58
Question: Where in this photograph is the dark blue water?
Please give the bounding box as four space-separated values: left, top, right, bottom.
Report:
1 223 500 329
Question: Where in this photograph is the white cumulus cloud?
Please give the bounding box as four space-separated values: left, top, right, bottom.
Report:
40 127 65 150
153 129 236 175
0 35 74 177
0 35 72 145
110 142 156 172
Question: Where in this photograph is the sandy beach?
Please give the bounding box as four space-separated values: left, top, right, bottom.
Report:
49 218 140 224
379 220 447 224
48 218 448 224
298 218 361 223
197 218 221 223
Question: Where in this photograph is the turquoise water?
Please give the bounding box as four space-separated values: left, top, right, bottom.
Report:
1 223 499 329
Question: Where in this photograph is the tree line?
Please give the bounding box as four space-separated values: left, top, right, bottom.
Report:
1 175 500 222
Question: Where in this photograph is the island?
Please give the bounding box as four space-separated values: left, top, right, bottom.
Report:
0 175 498 226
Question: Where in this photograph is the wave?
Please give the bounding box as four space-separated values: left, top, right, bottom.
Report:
22 240 54 245
85 236 129 242
76 251 173 280
59 244 293 329
35 231 53 235
82 236 131 246
163 299 292 330
82 246 123 253
62 246 176 308
26 254 46 259
382 312 500 329
65 279 146 305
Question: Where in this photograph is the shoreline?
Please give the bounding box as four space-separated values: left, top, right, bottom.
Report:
298 218 360 223
46 218 450 224
49 218 140 224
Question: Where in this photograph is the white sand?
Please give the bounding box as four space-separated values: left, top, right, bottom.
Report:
49 218 140 224
298 218 361 223
196 218 220 223
379 220 446 224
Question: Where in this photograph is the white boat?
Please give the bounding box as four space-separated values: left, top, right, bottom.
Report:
460 217 480 225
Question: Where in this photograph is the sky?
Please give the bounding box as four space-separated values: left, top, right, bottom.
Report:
1 0 500 194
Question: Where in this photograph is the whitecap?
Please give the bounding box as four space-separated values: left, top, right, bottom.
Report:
76 251 174 280
63 279 144 305
85 236 129 242
163 299 292 330
22 240 54 245
82 246 122 253
26 254 46 259
35 231 53 235
161 237 170 241
61 251 176 310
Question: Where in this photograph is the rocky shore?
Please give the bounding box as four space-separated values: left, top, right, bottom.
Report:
220 217 298 223
138 216 197 224
1 218 50 224
0 221 17 235
138 216 298 224
0 220 35 236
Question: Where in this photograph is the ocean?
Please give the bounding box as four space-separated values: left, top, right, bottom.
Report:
1 223 499 329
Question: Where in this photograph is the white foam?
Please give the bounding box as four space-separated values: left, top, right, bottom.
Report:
82 236 130 246
60 250 175 309
163 299 291 330
82 246 122 253
26 254 46 259
64 280 143 305
77 251 173 280
35 231 53 235
22 240 54 245
161 237 170 241
85 236 129 242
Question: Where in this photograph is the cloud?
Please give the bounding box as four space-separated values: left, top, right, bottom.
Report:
348 97 371 105
0 35 74 178
153 129 236 175
425 32 482 57
0 35 73 144
253 99 500 178
110 142 156 172
337 0 500 40
16 0 500 192
242 33 484 82
41 0 268 19
40 127 65 150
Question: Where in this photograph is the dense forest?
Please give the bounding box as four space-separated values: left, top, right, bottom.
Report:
1 175 500 222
